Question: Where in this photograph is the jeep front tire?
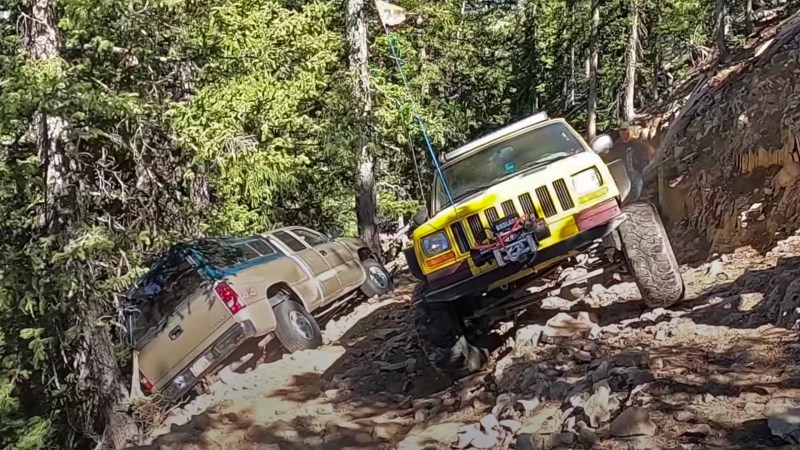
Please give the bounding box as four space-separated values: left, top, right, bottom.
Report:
411 285 488 380
617 201 684 308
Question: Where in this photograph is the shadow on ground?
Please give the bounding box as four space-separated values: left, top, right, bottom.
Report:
147 253 800 449
492 256 800 449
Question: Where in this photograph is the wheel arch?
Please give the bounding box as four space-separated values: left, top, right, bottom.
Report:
357 247 374 261
266 282 312 313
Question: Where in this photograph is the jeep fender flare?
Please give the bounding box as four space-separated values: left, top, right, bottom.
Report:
404 246 425 281
607 159 631 203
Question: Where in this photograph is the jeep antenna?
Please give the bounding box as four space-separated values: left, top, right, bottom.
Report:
375 0 456 209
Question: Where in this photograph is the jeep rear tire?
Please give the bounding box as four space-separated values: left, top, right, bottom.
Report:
617 201 684 308
273 293 323 352
412 285 488 380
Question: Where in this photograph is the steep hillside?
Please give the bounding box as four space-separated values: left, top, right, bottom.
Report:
654 15 800 263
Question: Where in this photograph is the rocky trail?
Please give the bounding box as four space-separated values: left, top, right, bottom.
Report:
134 18 800 450
140 230 800 450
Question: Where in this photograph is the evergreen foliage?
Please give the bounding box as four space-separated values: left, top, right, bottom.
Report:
0 0 759 447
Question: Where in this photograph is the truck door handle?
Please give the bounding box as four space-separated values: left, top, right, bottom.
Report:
169 326 183 340
319 249 328 256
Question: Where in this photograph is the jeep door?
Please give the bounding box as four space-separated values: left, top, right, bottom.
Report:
270 230 343 309
288 227 364 290
128 249 233 392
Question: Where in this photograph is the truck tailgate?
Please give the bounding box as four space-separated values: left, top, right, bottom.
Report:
138 288 234 389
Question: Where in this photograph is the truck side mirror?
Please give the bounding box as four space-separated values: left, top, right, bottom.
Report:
590 134 614 154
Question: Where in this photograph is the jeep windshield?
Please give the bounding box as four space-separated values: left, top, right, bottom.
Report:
432 121 585 214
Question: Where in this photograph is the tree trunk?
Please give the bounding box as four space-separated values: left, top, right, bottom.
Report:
569 45 576 107
623 0 638 122
714 0 728 60
21 2 137 448
650 6 661 102
78 303 139 449
346 0 381 258
22 0 70 233
745 0 754 35
587 0 600 139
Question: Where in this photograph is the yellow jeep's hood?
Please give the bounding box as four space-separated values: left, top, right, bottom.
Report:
414 150 615 239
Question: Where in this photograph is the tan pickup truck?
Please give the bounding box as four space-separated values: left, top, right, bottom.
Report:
123 226 392 400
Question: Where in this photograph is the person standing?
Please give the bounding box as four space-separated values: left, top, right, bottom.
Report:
602 121 655 202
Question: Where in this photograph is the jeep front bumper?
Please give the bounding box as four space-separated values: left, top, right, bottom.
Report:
424 203 627 302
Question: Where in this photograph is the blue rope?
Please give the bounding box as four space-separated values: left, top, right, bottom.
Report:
381 23 455 207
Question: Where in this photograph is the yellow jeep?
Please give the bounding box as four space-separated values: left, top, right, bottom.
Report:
404 112 684 379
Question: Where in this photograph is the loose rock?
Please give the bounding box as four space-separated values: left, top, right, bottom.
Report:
516 325 544 348
613 349 650 368
469 430 498 449
584 380 620 427
499 419 523 434
543 312 597 339
480 414 499 432
577 421 600 444
574 349 593 362
766 398 800 443
609 407 657 437
683 424 713 436
517 398 540 412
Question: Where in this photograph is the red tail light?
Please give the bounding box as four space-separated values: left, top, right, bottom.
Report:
214 282 245 314
140 372 153 392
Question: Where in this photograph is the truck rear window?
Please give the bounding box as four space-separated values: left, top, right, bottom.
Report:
125 250 206 345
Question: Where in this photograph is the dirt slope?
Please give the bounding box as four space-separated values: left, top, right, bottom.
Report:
135 15 800 450
138 231 800 450
656 21 800 263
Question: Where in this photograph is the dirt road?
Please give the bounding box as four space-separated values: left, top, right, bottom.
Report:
143 233 800 450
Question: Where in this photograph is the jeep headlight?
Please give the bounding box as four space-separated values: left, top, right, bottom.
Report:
421 231 451 257
572 168 602 195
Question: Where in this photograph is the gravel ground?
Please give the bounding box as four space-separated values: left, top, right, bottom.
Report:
141 234 800 450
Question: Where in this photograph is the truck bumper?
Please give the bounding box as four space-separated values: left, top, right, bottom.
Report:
424 209 627 303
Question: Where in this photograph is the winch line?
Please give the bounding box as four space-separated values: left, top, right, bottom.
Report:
379 20 456 209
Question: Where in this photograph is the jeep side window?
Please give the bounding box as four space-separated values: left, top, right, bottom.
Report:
291 228 329 247
272 230 307 252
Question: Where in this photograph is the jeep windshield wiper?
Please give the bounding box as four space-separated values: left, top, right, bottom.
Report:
516 151 572 173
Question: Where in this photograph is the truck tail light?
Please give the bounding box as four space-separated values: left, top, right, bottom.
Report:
140 372 153 392
214 282 245 314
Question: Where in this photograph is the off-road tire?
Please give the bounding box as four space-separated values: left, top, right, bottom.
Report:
360 258 394 298
411 284 488 380
273 294 323 352
618 201 684 308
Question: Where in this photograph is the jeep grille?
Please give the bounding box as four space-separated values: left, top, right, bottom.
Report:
536 186 558 217
553 179 575 210
449 179 574 250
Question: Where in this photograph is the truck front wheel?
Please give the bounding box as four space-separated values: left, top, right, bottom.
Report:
411 285 488 380
617 201 685 308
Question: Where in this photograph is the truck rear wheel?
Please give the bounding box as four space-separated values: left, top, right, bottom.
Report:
411 285 488 380
360 258 393 298
273 293 323 352
618 201 684 308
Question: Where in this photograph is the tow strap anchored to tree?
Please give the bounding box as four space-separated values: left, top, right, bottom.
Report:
375 0 456 209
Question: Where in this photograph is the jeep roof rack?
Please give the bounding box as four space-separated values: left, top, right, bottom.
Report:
440 111 550 164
